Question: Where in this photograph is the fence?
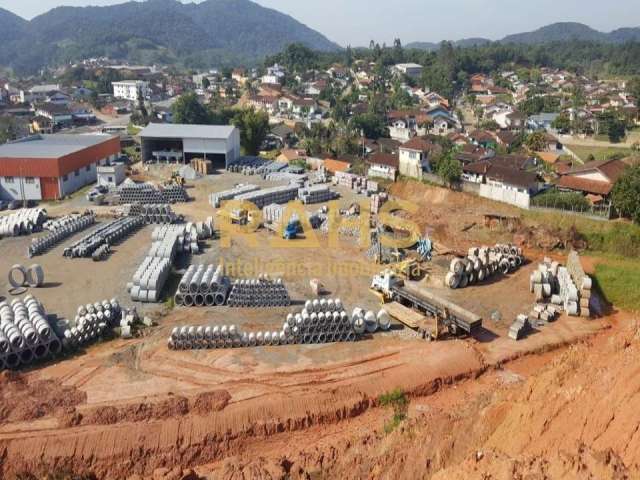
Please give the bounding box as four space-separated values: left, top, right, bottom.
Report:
531 195 613 220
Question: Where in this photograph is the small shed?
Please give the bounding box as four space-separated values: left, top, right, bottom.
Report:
97 163 126 188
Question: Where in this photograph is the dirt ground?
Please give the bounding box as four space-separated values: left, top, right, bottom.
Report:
0 171 630 479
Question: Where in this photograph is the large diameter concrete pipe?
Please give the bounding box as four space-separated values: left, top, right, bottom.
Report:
26 264 45 288
377 310 392 331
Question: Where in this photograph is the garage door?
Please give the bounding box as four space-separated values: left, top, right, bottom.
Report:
40 177 59 200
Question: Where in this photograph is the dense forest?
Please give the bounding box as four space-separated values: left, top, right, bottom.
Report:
267 40 640 98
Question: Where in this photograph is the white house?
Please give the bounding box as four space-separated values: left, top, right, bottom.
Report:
398 137 440 179
97 163 126 188
112 80 149 102
261 64 286 85
393 63 423 80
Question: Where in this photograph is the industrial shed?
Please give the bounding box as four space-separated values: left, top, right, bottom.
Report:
139 123 240 170
0 134 121 201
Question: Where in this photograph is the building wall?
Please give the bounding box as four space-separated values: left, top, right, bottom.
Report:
368 164 396 180
0 176 43 201
97 164 126 187
479 183 531 209
398 149 423 179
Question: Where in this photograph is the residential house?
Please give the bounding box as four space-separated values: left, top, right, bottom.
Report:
232 68 248 85
398 137 442 179
261 64 286 85
556 159 628 203
247 94 279 115
469 129 497 149
33 103 72 127
367 152 399 180
277 149 307 163
393 63 423 80
270 123 296 148
112 80 149 102
324 156 354 174
456 144 494 165
387 110 421 142
528 113 560 130
19 84 61 104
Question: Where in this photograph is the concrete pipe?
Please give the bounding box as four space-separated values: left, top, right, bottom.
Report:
205 294 215 306
533 284 544 302
582 277 593 290
459 274 469 289
171 327 180 341
377 310 392 331
327 299 335 311
248 332 257 346
347 332 356 342
302 334 311 344
183 294 194 307
279 331 286 344
270 332 280 346
286 314 294 327
450 259 464 275
445 272 459 289
353 316 366 335
352 307 364 320
542 283 552 297
4 352 19 368
20 349 34 364
8 265 27 289
0 333 9 353
214 292 227 306
33 343 48 360
334 299 342 311
566 301 579 316
174 293 184 306
229 325 238 337
312 299 320 311
499 260 510 275
196 326 205 340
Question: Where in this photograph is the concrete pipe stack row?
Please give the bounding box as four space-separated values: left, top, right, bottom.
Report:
63 216 144 258
60 298 122 349
349 307 391 334
298 185 336 205
0 208 48 238
226 275 291 308
125 204 181 224
151 223 208 255
128 227 189 303
174 264 231 307
209 184 260 208
264 172 307 184
29 211 96 257
235 184 300 209
0 295 62 371
446 244 525 289
168 297 367 350
117 181 189 204
566 251 593 317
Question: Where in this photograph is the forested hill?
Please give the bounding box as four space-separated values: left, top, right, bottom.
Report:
0 0 339 73
406 22 640 49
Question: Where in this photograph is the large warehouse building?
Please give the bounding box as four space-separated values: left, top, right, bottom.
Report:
139 124 240 169
0 134 121 201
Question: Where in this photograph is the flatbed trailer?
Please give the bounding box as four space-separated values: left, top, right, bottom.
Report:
390 282 482 336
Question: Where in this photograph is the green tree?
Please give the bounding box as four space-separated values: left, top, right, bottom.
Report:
612 165 640 224
436 154 462 187
171 93 211 124
352 113 387 139
552 114 571 132
202 77 211 90
525 131 548 151
232 108 269 155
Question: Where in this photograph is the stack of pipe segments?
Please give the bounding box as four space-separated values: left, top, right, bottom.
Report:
56 299 122 350
63 216 144 258
446 243 525 289
0 208 48 239
8 264 45 293
174 264 231 307
0 295 62 371
168 298 376 350
226 274 291 308
30 211 96 257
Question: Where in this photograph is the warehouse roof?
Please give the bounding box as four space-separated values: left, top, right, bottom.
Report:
0 134 116 159
138 123 236 140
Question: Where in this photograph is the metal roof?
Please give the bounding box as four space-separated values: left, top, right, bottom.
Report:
0 134 116 159
139 123 236 140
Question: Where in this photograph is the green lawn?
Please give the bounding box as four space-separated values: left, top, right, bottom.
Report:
564 144 633 162
593 258 640 311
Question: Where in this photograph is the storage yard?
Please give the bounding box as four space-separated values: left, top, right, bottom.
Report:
0 164 614 479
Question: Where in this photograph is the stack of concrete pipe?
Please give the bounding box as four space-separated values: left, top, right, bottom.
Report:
209 184 260 208
168 297 372 350
529 258 579 316
350 307 392 334
235 184 300 209
63 216 144 258
528 303 560 326
446 244 525 289
57 299 122 350
0 295 62 371
116 181 189 204
128 225 194 303
151 222 210 255
226 275 291 308
120 204 182 224
174 264 231 307
0 208 48 238
298 185 336 205
29 211 96 257
566 251 593 317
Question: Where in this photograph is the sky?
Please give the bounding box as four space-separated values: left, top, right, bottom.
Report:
0 0 638 46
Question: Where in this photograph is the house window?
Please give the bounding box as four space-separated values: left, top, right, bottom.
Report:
86 165 91 171
25 177 35 184
108 176 113 183
5 176 14 184
75 170 80 177
409 152 417 160
63 174 68 181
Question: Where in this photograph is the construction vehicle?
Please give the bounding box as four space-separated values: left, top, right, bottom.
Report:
164 170 185 187
283 219 301 240
371 270 482 339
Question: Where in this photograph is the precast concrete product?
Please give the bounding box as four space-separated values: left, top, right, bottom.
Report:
377 310 392 331
209 184 261 208
8 265 27 289
64 216 144 258
30 211 96 257
364 311 378 333
0 208 48 239
116 181 189 204
235 184 299 209
447 243 525 289
0 295 61 371
25 264 45 288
